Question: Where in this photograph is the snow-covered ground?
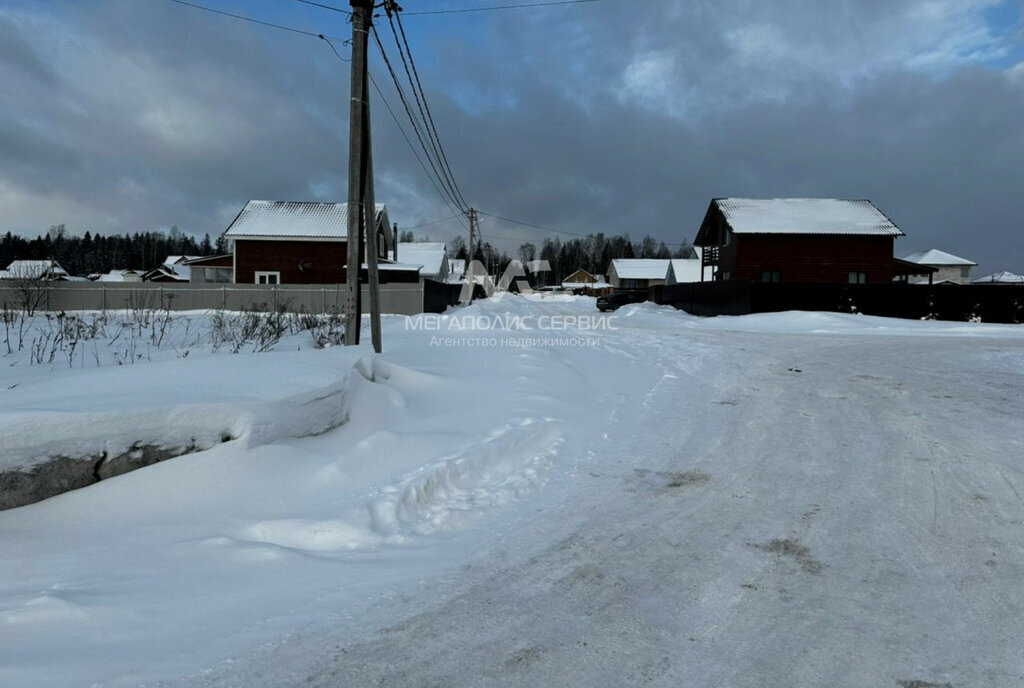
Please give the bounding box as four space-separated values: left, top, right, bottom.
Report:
2 296 1023 687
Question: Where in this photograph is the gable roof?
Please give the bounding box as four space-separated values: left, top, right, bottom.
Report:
611 259 670 280
973 270 1024 283
224 201 387 239
668 258 704 283
902 249 976 266
397 242 448 276
709 198 903 237
4 259 70 279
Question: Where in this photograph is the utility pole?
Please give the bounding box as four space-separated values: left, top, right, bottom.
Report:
467 207 477 303
363 93 382 353
345 0 374 347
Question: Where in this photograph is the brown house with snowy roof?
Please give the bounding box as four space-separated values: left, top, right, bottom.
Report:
695 198 926 284
223 200 412 284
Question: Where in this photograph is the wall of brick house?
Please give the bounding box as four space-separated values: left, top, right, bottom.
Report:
730 235 897 283
234 239 347 284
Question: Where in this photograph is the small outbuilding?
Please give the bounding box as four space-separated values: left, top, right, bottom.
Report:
607 259 671 290
396 242 450 283
902 249 977 285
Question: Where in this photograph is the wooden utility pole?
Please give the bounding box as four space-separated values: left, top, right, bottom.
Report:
345 0 374 347
363 90 382 353
467 207 477 303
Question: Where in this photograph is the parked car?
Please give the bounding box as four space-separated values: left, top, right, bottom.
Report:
596 291 647 312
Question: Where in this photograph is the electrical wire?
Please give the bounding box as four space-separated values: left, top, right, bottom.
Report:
477 210 692 245
168 0 344 41
405 214 462 230
288 0 620 17
369 24 469 215
368 71 469 224
388 9 471 210
291 0 351 14
404 0 618 16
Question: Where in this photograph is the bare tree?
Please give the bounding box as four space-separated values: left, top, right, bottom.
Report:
5 261 52 315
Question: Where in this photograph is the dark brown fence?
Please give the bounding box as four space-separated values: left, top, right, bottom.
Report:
651 281 1024 324
423 279 463 313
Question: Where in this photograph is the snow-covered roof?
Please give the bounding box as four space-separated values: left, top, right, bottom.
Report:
4 259 69 279
668 259 704 283
902 249 976 266
714 198 904 236
397 242 447 276
224 201 387 239
973 270 1024 284
164 255 199 266
358 261 422 272
94 270 142 282
611 259 670 280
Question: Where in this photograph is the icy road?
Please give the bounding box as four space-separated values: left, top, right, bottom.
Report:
2 297 1023 688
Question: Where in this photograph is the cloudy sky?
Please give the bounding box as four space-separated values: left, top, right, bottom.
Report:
1 0 1022 272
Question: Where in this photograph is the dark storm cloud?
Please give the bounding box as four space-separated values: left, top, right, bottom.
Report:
0 0 1021 272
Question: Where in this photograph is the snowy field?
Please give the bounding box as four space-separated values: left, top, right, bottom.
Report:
2 296 1023 687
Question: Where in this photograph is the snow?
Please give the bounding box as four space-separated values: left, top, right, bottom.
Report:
397 242 448 277
667 258 707 283
223 201 387 239
715 198 904 236
902 248 977 266
3 259 69 279
974 270 1024 283
610 258 671 280
2 298 1024 687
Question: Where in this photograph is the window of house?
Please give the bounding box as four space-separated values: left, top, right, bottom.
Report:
255 271 280 285
761 270 782 283
848 271 868 284
961 267 970 279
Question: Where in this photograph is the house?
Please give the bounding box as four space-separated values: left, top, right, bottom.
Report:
2 259 70 281
561 269 612 294
607 259 671 289
974 270 1024 284
223 201 399 284
902 249 977 285
695 198 907 284
144 256 198 282
396 242 449 282
182 255 233 283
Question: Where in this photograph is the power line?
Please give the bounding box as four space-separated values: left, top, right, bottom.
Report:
368 71 469 223
404 0 618 16
405 214 462 230
389 9 471 210
290 0 619 17
168 0 344 41
369 24 469 215
477 210 692 245
291 0 351 14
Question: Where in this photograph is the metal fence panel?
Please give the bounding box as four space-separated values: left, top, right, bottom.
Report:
0 282 428 315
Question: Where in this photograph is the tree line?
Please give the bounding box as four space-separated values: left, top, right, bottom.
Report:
1 225 227 277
